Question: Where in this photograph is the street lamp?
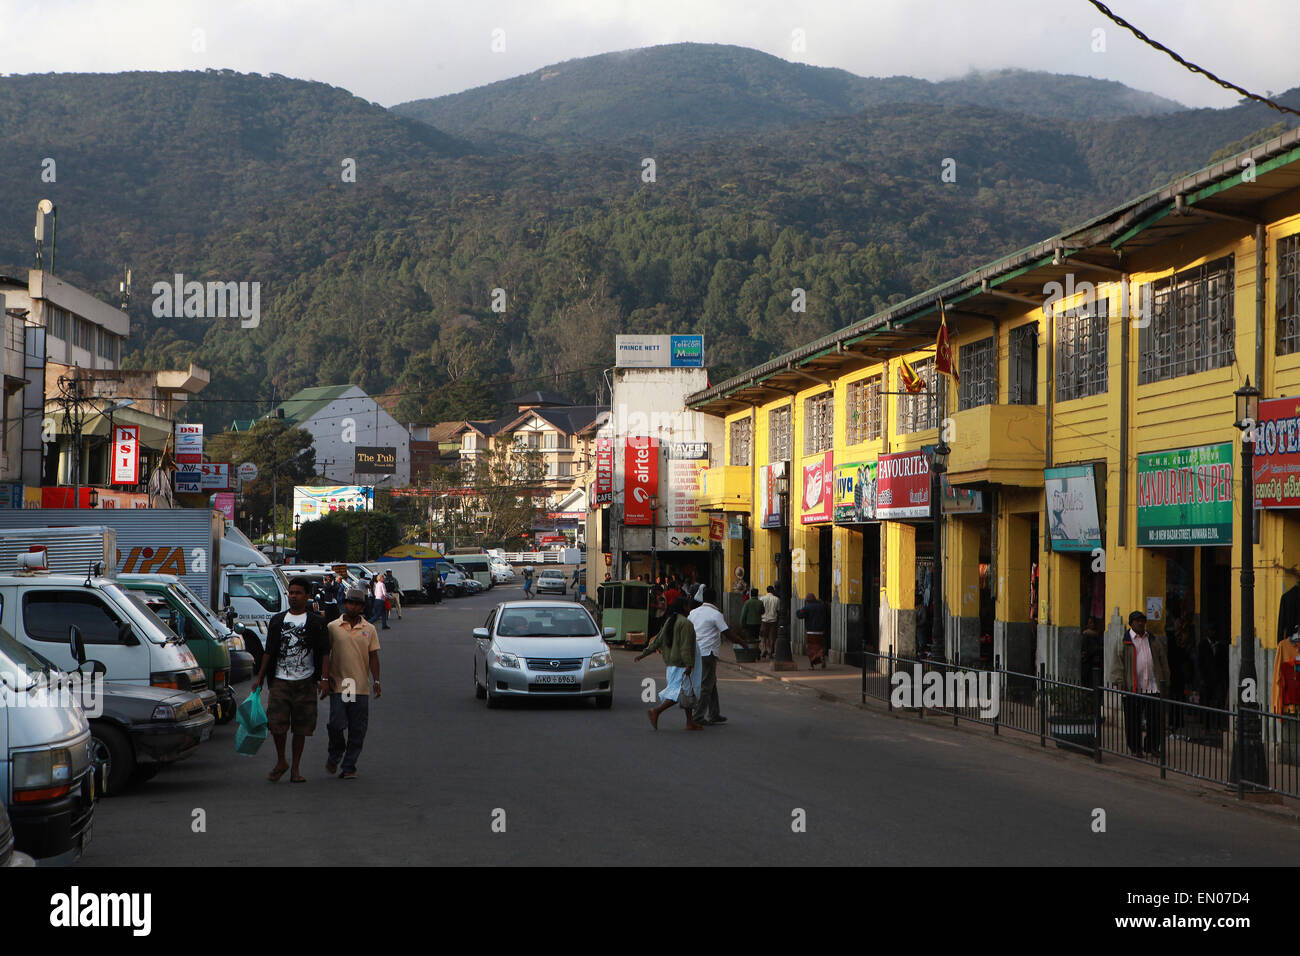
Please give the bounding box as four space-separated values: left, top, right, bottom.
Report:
929 440 951 662
1232 377 1268 792
294 514 302 555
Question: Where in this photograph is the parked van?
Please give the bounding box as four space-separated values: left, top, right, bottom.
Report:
0 625 95 864
448 554 494 588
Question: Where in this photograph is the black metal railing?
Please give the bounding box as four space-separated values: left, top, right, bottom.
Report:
859 647 1300 800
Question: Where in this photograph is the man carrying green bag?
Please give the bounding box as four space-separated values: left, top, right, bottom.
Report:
235 688 268 755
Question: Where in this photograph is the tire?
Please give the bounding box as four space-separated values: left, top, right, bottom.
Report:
474 663 486 699
595 693 613 710
90 722 135 796
485 670 502 709
215 702 236 725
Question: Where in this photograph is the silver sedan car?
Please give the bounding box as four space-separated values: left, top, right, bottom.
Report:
473 601 614 708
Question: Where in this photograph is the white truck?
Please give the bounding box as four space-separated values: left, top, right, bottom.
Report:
363 560 423 601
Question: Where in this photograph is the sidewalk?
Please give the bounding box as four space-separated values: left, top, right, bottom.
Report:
719 651 1300 825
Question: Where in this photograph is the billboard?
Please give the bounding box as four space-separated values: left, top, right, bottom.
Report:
875 449 931 519
759 463 784 529
834 461 877 523
665 441 709 527
1136 442 1233 547
1253 397 1300 508
615 334 705 368
112 425 139 485
1044 465 1102 551
176 423 203 465
800 451 834 524
624 437 658 526
293 485 371 522
354 446 397 474
594 437 613 505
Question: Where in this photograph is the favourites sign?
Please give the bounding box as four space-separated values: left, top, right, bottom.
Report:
1253 397 1300 508
1136 442 1233 547
875 449 931 519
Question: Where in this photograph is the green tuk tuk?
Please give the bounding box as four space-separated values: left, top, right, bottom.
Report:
599 580 651 648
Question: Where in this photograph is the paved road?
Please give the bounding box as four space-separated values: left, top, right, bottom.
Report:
81 583 1300 865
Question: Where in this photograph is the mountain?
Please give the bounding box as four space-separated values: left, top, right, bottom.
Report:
0 49 1294 434
392 43 1186 149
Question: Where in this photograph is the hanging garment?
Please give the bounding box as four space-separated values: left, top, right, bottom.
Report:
1273 636 1300 714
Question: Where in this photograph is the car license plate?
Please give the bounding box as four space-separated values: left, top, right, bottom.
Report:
201 723 214 741
535 674 577 684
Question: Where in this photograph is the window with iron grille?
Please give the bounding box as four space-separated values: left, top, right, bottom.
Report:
897 358 940 433
1009 322 1040 405
1055 305 1106 401
769 406 792 460
1278 234 1300 355
729 417 752 466
803 392 833 454
1138 255 1235 384
846 377 883 444
958 338 996 410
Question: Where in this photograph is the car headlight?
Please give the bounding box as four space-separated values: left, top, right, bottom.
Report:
590 650 612 668
152 703 178 721
491 647 520 669
12 747 73 800
225 635 245 651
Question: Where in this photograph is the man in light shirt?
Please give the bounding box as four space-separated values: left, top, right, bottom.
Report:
688 586 733 725
759 585 780 660
1109 610 1170 758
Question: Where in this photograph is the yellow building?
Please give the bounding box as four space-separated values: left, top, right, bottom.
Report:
689 126 1300 713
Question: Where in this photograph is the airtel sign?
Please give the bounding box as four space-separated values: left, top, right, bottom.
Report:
624 437 658 525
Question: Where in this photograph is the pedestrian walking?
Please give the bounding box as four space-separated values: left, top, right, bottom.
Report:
688 587 733 725
251 577 331 783
385 570 403 620
796 592 830 668
425 568 443 604
372 573 391 630
316 572 341 623
759 585 780 660
325 588 381 779
1109 610 1170 758
523 565 535 599
635 596 702 731
740 587 763 652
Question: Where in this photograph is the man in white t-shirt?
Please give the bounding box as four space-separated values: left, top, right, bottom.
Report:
688 587 733 725
759 586 780 660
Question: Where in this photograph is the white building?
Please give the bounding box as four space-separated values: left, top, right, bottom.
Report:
274 385 411 488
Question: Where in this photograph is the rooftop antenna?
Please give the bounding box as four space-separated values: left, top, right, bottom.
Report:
34 200 56 274
119 268 132 309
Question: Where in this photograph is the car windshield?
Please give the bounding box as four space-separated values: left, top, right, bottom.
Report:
227 571 284 612
0 624 44 691
496 607 597 637
105 584 179 645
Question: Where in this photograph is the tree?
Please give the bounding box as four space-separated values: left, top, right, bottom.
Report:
205 420 316 535
298 510 400 562
469 442 545 545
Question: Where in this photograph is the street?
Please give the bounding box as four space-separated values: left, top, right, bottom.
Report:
78 583 1300 866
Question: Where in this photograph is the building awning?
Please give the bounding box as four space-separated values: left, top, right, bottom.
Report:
73 405 174 447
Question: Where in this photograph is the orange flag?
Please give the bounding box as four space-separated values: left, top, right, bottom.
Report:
934 298 959 385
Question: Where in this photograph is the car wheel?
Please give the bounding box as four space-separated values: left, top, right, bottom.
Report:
474 663 486 699
90 723 134 796
485 671 502 709
595 693 613 710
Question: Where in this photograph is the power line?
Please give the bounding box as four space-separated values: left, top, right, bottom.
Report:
1086 0 1300 118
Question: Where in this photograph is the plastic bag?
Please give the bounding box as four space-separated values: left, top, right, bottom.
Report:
235 688 268 756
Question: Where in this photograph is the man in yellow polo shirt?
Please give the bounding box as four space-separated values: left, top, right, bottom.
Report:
326 588 382 779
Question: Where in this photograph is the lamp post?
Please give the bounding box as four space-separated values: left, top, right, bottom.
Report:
649 495 659 582
294 514 301 555
1232 377 1268 793
929 440 951 662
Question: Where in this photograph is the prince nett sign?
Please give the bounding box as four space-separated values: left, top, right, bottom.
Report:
624 437 658 526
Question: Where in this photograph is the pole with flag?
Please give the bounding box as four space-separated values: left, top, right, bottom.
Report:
934 297 959 385
899 355 926 394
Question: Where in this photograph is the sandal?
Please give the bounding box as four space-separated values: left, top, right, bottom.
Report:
290 774 307 783
339 771 357 779
268 765 288 782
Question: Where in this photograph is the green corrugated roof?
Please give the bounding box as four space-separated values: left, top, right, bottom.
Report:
274 385 356 425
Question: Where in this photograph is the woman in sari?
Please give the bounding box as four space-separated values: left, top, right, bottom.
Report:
634 596 703 731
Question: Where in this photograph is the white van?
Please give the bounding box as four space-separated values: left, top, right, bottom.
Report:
0 626 95 865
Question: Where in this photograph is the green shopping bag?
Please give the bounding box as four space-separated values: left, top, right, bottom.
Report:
235 688 268 756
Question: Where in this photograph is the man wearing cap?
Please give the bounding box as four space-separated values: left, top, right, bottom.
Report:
325 588 382 778
1109 610 1170 758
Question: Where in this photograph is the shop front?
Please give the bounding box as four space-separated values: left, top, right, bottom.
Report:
832 459 880 666
876 448 934 660
1044 464 1105 685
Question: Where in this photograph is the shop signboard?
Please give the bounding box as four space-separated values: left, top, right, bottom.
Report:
174 470 202 494
594 437 614 505
615 334 705 368
199 462 230 490
1044 465 1103 551
833 461 877 523
1136 442 1233 547
293 485 371 522
624 437 658 526
111 426 140 485
727 514 746 539
354 446 396 474
0 483 24 509
211 492 236 521
875 449 931 520
175 423 203 465
1253 396 1300 508
709 515 726 542
660 529 709 551
940 478 983 514
758 463 784 529
665 441 709 527
800 451 833 524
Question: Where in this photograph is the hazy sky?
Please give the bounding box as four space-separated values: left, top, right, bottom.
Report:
1 0 1294 109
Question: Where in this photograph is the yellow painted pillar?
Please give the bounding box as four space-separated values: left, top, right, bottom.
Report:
837 526 862 604
946 515 981 664
882 521 917 657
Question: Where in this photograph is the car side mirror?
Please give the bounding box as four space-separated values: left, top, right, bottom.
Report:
473 627 489 639
116 621 140 647
604 627 615 639
69 625 86 665
80 659 107 678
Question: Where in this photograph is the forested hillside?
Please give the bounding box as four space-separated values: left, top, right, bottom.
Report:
0 47 1294 430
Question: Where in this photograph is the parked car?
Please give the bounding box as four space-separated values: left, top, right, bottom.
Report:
473 601 615 708
536 568 567 594
435 563 471 598
462 577 486 595
0 798 34 867
490 562 514 584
